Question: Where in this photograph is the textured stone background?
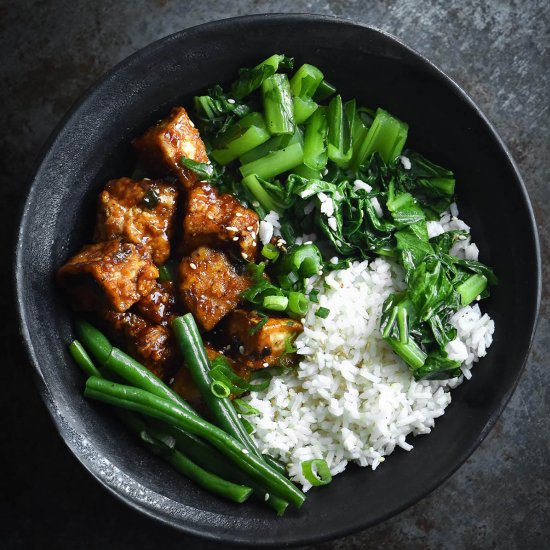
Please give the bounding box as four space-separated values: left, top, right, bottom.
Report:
1 1 548 548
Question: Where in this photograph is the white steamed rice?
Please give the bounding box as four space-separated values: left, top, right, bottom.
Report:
243 205 495 491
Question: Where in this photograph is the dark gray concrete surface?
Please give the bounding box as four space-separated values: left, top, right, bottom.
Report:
1 1 548 548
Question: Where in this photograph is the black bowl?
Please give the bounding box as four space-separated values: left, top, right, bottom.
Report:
15 14 541 546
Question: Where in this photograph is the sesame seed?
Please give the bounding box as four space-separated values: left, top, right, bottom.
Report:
246 225 254 231
252 242 257 246
250 232 256 239
264 493 270 501
235 212 244 217
206 214 214 220
239 346 244 354
263 362 269 367
227 98 236 104
189 120 195 127
168 377 175 385
242 253 248 259
252 201 260 207
226 226 238 231
233 236 239 241
242 449 249 454
189 262 197 270
304 240 313 245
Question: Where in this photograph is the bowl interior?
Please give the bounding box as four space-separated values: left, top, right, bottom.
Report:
16 14 540 546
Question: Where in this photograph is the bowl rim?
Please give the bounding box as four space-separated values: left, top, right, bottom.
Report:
14 12 542 546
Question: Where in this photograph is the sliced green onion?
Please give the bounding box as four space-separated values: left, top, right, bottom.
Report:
301 459 332 486
315 307 330 319
141 188 160 209
262 73 295 135
180 157 215 180
233 399 260 416
250 315 269 335
261 243 280 261
210 380 231 398
309 289 320 303
277 244 323 279
287 292 309 316
263 295 289 311
241 417 254 434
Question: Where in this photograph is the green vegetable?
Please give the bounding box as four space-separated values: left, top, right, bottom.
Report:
240 141 304 180
84 376 305 507
287 292 309 316
262 73 295 135
180 157 216 180
261 243 280 261
70 338 254 505
141 188 159 209
231 54 294 100
290 63 324 98
69 340 102 378
239 127 302 164
301 459 332 486
303 106 328 171
143 430 253 503
327 95 353 167
171 315 262 458
312 79 337 102
315 307 330 319
352 108 408 168
290 64 323 124
263 295 289 311
212 112 271 165
456 274 488 305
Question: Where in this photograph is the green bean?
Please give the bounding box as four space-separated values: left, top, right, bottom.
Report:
142 425 252 504
76 320 197 414
70 343 252 504
171 315 261 455
84 377 306 508
75 322 288 511
69 340 102 378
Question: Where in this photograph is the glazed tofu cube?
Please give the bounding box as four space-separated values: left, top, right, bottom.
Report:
102 310 176 381
57 240 158 312
178 247 253 331
183 183 260 260
93 177 178 265
223 309 303 369
133 106 209 188
134 280 176 326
